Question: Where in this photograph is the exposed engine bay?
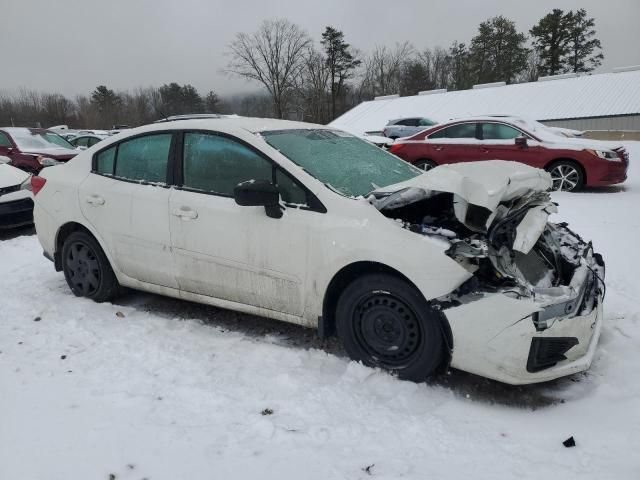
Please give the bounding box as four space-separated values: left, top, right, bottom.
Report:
371 188 605 332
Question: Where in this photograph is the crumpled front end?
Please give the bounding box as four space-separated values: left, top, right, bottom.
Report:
372 163 605 384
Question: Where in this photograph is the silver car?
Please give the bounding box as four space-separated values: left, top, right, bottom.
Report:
382 117 438 139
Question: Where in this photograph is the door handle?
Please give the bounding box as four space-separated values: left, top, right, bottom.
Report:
482 148 490 154
85 194 105 206
172 207 198 220
434 146 445 151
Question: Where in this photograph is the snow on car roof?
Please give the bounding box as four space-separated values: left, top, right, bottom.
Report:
330 69 640 137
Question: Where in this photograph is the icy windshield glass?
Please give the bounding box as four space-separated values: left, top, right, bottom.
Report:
11 129 74 150
261 129 421 197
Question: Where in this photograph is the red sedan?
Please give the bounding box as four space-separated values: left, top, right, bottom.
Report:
0 127 78 174
388 117 628 191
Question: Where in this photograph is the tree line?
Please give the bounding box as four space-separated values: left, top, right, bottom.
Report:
0 8 603 129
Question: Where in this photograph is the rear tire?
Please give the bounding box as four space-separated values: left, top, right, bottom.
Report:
546 160 584 191
61 231 119 302
336 273 445 382
414 159 437 171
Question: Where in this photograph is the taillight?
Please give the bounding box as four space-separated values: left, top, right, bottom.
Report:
31 176 47 196
388 143 405 155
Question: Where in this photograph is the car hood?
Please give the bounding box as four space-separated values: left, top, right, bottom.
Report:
371 160 552 232
534 132 623 151
0 163 30 189
20 146 78 158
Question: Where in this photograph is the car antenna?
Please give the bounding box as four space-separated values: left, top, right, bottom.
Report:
153 103 169 122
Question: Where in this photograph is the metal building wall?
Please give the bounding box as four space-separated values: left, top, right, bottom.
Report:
540 115 640 131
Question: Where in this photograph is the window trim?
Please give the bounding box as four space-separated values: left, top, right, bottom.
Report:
174 129 326 213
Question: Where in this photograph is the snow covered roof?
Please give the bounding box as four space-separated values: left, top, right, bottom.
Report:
330 68 640 136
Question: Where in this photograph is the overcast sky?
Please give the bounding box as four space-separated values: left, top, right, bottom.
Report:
3 0 639 98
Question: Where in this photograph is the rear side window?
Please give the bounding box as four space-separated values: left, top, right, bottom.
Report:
429 123 477 139
115 134 172 183
74 137 90 148
96 146 116 175
183 132 272 195
88 137 102 147
397 118 420 126
482 123 523 140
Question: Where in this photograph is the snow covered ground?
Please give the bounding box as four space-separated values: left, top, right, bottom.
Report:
2 144 640 480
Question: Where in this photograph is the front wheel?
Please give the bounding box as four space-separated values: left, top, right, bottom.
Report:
546 161 584 191
336 273 445 382
61 231 119 302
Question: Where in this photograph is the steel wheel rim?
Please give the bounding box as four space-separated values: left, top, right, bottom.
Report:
65 242 101 296
352 292 422 367
550 165 579 191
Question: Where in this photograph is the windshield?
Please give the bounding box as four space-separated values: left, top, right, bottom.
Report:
11 130 74 150
262 129 421 197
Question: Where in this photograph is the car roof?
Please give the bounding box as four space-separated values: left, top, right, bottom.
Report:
122 116 328 137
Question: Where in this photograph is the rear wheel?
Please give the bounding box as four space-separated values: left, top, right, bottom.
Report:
414 159 437 172
336 273 445 382
546 161 584 191
61 231 119 302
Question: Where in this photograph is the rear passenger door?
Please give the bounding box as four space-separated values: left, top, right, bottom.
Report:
425 122 482 164
79 132 178 288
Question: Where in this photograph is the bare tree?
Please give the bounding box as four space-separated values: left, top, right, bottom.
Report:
361 42 413 97
227 19 311 118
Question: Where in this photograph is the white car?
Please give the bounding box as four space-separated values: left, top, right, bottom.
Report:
0 157 33 228
31 118 605 385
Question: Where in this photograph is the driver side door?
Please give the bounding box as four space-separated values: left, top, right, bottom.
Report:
168 131 317 316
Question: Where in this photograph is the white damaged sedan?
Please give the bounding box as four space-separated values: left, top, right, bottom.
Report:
31 118 605 385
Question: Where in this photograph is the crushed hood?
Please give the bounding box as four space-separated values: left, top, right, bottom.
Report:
372 160 552 232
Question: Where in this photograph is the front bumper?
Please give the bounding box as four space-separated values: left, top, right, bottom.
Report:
586 159 628 186
442 258 604 385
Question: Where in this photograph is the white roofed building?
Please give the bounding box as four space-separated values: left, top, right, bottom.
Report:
330 67 640 136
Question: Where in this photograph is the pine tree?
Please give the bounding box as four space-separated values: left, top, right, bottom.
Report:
448 42 472 90
469 16 529 84
530 9 571 76
321 26 361 119
566 9 603 73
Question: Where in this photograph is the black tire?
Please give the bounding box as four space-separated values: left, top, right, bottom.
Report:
61 231 119 302
414 159 437 172
336 273 445 382
545 160 584 191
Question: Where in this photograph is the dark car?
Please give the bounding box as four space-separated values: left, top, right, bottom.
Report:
388 117 628 191
0 128 78 173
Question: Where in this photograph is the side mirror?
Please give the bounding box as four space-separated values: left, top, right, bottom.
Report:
515 136 528 147
233 180 283 219
0 155 10 164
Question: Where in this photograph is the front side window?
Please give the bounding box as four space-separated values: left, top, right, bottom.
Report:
482 123 523 140
262 129 420 198
183 132 272 196
114 134 171 183
428 123 477 139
